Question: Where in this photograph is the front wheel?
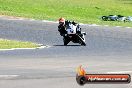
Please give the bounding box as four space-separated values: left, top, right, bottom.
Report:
77 35 86 46
81 42 86 46
102 16 108 21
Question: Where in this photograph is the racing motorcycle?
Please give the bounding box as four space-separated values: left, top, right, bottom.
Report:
62 21 86 46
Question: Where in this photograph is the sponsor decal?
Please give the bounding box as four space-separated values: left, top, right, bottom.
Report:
76 65 131 85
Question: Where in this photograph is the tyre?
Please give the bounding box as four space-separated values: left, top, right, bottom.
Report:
77 35 86 46
81 42 86 46
63 37 70 45
102 16 108 21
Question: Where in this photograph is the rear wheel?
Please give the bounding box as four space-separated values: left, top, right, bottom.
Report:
63 37 70 46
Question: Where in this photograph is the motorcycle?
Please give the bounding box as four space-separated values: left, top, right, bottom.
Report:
62 21 86 46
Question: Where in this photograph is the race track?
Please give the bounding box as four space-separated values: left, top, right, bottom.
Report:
0 17 132 88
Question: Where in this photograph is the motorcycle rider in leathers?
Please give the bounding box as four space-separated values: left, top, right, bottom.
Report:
58 17 81 36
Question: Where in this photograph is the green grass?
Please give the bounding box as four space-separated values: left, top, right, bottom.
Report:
0 0 132 27
0 39 39 49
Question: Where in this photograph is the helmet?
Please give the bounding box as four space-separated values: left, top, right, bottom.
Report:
58 17 65 23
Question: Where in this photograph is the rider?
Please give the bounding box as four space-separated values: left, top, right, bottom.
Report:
58 17 67 36
58 17 81 36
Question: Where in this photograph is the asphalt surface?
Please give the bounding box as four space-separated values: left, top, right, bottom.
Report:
0 17 132 88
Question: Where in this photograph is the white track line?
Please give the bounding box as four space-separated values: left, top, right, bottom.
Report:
116 26 121 27
42 20 58 23
126 27 131 29
0 45 51 51
0 75 19 79
107 71 132 74
104 25 109 27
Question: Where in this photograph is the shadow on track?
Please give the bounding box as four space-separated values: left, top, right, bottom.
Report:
53 45 82 46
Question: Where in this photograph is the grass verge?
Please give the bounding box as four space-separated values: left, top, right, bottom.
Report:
0 0 132 27
0 39 39 49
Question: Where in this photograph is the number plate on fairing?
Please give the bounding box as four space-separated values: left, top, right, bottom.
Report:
66 24 77 34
